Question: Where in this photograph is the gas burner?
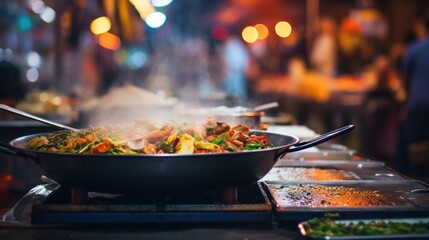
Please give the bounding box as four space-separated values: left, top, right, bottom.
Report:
31 183 272 224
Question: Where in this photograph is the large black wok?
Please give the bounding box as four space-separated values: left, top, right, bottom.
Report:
0 125 354 193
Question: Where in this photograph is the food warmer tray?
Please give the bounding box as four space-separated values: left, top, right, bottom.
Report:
282 149 375 163
261 160 408 182
262 181 429 222
298 217 429 239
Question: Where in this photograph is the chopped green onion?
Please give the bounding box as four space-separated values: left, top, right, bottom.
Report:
244 143 262 150
206 126 215 131
211 134 229 145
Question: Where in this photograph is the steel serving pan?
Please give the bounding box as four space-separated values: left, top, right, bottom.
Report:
298 218 429 239
179 106 266 129
0 125 354 193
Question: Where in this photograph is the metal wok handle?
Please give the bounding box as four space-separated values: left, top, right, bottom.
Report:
0 104 79 131
0 141 21 156
277 124 355 158
288 124 355 152
0 141 40 164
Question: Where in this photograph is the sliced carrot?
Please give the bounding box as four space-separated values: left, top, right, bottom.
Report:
91 139 112 153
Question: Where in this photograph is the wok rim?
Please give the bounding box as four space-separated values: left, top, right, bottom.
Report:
8 129 300 158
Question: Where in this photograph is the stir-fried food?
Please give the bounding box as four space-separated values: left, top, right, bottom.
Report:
26 118 274 154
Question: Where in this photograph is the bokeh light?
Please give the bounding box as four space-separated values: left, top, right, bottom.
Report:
127 49 148 69
275 21 292 38
52 96 63 106
145 11 166 28
40 6 56 23
242 26 258 43
151 0 173 7
27 51 41 68
26 68 39 82
17 15 33 32
29 0 45 14
98 32 121 50
90 16 112 35
129 0 155 20
254 24 269 40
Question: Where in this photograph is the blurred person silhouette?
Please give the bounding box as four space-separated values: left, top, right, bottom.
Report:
310 16 338 77
388 18 428 78
0 49 27 107
221 34 250 106
0 50 30 192
259 36 286 74
406 18 428 44
337 16 363 74
94 45 119 96
363 55 405 161
396 18 429 178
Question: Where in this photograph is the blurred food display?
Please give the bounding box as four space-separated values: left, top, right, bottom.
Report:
15 90 74 121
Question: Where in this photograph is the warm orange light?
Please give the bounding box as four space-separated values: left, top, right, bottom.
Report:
98 32 121 50
254 23 268 40
242 26 258 43
217 7 241 24
61 12 72 29
275 21 292 38
90 16 111 35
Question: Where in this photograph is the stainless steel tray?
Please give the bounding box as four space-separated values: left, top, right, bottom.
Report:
263 181 429 222
275 159 385 168
261 165 360 182
261 160 408 182
298 217 429 239
282 150 372 162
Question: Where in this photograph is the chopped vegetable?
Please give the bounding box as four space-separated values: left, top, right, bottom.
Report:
303 214 429 237
211 134 230 145
26 118 275 154
244 143 262 150
194 141 220 152
27 136 49 149
175 134 195 154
